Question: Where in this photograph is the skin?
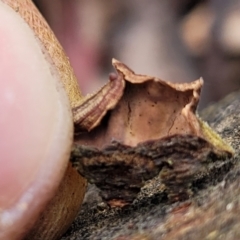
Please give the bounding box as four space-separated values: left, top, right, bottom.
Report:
0 1 86 239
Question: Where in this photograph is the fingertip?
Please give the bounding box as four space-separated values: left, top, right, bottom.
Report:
0 2 73 238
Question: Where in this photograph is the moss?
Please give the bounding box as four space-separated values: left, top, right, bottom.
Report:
198 118 234 156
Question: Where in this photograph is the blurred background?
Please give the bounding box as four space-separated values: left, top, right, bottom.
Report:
33 0 240 109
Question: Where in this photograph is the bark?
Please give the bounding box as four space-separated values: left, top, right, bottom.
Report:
61 90 240 240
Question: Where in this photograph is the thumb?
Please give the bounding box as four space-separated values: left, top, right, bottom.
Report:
0 2 73 239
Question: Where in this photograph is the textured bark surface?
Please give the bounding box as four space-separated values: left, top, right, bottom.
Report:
71 135 232 207
62 90 240 240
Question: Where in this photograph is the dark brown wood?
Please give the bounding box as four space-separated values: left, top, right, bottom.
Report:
62 90 240 240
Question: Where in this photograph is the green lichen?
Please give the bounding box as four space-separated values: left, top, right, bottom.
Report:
198 118 234 156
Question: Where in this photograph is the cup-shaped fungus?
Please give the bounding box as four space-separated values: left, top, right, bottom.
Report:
72 59 234 207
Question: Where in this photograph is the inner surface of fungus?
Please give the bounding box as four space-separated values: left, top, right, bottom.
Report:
75 59 203 149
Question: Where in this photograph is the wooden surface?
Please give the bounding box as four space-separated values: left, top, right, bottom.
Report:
61 90 240 240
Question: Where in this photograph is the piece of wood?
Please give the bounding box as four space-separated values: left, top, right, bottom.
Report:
62 90 240 240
